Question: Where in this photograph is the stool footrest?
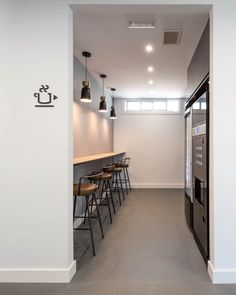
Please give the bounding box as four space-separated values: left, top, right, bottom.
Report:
96 197 113 201
74 215 98 219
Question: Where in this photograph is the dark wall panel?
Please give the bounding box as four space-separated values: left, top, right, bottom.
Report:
187 20 209 98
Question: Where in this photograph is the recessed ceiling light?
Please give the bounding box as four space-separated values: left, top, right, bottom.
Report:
148 66 154 72
148 80 154 85
129 20 156 29
145 44 153 53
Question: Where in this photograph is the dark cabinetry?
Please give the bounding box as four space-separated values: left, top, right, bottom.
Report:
186 20 209 99
184 18 210 263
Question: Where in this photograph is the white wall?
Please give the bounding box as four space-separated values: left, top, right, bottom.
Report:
114 100 184 188
73 56 113 157
0 0 75 282
208 0 236 284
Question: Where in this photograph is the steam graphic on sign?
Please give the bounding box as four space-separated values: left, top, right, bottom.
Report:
34 85 58 108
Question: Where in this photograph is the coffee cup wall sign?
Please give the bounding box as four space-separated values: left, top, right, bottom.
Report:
34 85 58 108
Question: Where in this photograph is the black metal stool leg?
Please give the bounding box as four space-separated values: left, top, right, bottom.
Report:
104 181 112 223
93 194 104 239
83 200 88 224
90 188 96 215
115 173 122 206
73 195 77 220
108 179 116 214
118 172 125 200
123 167 129 194
86 196 96 256
126 167 131 191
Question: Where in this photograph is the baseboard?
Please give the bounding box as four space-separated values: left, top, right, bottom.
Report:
208 260 236 284
131 183 184 189
0 260 76 283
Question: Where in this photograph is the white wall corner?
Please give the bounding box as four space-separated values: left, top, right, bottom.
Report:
0 261 76 283
131 183 184 189
208 261 236 284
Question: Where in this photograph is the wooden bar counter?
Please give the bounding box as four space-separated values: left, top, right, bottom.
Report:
73 152 125 166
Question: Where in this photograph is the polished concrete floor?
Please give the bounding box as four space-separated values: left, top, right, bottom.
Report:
1 189 236 295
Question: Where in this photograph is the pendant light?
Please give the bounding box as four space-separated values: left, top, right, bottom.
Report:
110 88 117 119
99 74 107 112
80 51 92 102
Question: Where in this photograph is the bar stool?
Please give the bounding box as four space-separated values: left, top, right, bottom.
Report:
73 172 104 256
90 170 116 224
115 157 131 193
104 165 125 206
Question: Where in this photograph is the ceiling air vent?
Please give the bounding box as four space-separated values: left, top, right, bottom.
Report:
163 30 182 45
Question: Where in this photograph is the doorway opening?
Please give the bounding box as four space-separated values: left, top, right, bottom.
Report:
71 3 211 284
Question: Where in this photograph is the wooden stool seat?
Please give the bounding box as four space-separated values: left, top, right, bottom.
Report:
116 163 129 168
99 172 112 180
73 183 98 196
112 167 122 173
91 172 112 181
73 184 78 196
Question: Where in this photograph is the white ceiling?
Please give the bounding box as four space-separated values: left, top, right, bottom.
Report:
73 5 210 99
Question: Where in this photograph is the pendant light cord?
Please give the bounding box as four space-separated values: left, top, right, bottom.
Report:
112 89 115 107
102 78 104 96
85 56 87 81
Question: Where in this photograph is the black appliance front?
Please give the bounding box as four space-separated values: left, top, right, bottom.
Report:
184 192 193 229
192 90 209 263
184 108 193 229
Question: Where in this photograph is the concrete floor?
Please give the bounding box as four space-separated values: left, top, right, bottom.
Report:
1 189 236 294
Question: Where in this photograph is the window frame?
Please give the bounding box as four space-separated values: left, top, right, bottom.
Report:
123 98 182 115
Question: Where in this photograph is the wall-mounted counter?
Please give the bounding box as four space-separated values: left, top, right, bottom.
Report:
73 152 125 166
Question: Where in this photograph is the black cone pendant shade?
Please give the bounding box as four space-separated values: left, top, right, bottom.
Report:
99 74 108 112
80 51 92 102
110 88 117 119
99 96 107 112
110 106 117 119
81 81 91 102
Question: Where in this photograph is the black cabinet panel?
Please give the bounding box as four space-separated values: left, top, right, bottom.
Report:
185 193 193 229
186 20 209 98
193 198 208 262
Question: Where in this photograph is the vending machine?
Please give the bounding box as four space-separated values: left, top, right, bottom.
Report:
184 77 209 263
192 89 209 263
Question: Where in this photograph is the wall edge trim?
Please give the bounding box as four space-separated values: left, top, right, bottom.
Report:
208 260 236 284
0 260 76 283
208 260 214 282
